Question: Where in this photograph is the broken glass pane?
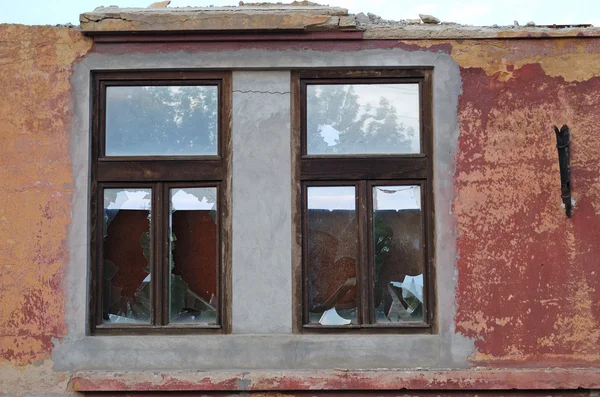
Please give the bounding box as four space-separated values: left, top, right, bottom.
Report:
307 186 358 325
306 84 420 155
105 85 218 156
372 185 424 323
169 187 218 324
102 188 152 324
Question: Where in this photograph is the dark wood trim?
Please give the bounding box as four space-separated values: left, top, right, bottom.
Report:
296 68 433 81
357 180 369 325
220 72 233 334
94 70 230 82
293 69 435 333
423 69 437 332
365 179 375 325
96 160 224 182
291 71 303 334
90 71 232 335
300 157 427 180
88 31 365 43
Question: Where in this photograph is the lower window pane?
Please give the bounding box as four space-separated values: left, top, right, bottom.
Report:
102 188 152 324
169 187 218 324
373 185 424 323
307 186 358 325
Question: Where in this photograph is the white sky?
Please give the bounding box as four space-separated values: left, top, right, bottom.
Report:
106 188 215 210
1 0 599 26
308 185 420 211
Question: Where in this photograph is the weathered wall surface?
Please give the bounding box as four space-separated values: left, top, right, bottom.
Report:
447 39 600 367
0 24 92 394
1 22 600 395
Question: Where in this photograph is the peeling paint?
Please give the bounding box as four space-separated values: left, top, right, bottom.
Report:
403 38 600 82
454 64 600 365
0 23 91 394
2 20 600 396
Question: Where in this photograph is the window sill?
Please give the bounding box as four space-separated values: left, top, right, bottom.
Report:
70 369 600 392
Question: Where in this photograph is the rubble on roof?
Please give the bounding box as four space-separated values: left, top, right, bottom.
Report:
79 1 598 39
80 2 352 32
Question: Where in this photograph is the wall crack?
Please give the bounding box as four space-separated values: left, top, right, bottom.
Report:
233 89 289 95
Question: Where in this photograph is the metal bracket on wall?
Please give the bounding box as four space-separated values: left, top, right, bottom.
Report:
553 124 572 217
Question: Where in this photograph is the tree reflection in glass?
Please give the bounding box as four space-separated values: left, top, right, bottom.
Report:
306 84 420 155
106 85 218 156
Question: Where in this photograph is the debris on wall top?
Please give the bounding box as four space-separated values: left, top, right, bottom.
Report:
79 1 599 39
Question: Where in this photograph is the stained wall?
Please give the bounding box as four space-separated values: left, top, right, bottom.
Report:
1 22 599 395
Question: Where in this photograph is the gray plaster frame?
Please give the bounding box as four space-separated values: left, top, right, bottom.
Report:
56 47 474 372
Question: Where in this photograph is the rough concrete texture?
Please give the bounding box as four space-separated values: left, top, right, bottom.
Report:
0 24 92 394
80 4 352 32
232 71 292 333
3 19 600 396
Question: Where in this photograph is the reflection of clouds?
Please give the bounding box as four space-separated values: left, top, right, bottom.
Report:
171 188 216 210
374 186 420 211
107 190 151 210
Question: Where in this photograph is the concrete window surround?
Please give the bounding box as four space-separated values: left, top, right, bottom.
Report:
57 47 474 373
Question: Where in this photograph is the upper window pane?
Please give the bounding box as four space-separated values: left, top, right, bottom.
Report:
105 85 218 156
306 83 420 155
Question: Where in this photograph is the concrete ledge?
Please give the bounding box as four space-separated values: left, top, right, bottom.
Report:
363 25 600 39
80 5 354 33
79 5 600 39
70 369 600 392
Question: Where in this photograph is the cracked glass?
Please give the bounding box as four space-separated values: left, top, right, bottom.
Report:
102 188 152 324
168 187 219 324
372 185 424 323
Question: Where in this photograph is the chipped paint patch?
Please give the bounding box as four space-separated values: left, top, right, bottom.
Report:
401 39 600 82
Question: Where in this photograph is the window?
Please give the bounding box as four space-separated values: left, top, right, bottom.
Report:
292 69 434 331
90 71 231 334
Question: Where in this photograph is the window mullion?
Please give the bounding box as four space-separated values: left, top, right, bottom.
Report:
152 182 165 326
357 180 370 325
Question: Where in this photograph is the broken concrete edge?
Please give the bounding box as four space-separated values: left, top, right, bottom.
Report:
77 6 599 37
363 25 600 39
79 12 357 33
70 368 600 392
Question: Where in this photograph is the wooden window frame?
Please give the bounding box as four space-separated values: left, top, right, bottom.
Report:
90 71 232 335
291 68 435 334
